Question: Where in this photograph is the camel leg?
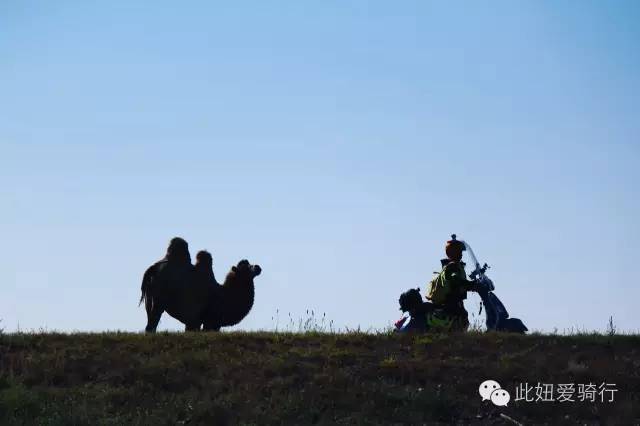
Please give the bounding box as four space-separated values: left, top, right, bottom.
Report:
202 319 221 332
145 306 163 333
185 322 201 332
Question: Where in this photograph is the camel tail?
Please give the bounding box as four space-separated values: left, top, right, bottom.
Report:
139 266 153 307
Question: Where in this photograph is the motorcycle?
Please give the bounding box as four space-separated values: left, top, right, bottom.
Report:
395 238 528 333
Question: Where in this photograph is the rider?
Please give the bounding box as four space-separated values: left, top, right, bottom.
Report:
426 234 478 331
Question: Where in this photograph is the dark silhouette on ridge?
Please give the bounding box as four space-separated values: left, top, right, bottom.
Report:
139 238 261 332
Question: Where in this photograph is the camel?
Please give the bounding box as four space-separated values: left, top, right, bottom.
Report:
140 244 261 332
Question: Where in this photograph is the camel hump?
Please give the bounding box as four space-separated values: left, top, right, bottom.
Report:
148 260 194 291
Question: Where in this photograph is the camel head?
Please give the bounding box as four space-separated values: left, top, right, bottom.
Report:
211 259 262 328
231 259 262 281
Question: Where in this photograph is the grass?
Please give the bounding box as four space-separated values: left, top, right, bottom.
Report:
0 331 639 425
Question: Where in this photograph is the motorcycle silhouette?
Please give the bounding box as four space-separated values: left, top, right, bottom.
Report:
395 238 528 333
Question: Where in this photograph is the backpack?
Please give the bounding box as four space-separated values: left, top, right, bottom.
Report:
426 268 450 305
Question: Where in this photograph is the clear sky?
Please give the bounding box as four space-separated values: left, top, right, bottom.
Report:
1 1 638 333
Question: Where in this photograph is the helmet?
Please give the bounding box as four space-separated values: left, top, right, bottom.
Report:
445 234 465 261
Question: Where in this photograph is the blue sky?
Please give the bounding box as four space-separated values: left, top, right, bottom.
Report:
1 1 638 333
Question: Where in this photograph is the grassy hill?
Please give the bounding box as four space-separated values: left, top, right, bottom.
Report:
0 331 638 425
